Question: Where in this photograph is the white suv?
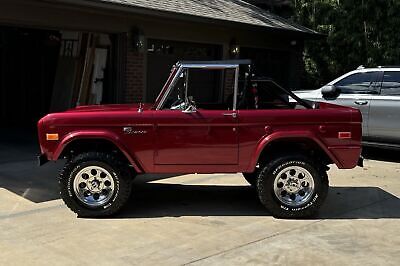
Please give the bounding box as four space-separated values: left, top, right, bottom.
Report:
295 66 400 148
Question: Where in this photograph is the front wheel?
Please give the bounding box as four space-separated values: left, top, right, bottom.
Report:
257 154 329 218
59 152 134 217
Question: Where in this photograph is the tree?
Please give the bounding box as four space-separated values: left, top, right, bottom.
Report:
291 0 400 88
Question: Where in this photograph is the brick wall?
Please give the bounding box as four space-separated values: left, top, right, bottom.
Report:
125 50 145 103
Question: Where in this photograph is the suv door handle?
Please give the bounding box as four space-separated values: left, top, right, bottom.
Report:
354 100 368 105
223 113 237 118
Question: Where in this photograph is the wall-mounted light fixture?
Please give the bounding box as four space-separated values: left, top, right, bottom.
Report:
130 27 145 52
230 38 240 58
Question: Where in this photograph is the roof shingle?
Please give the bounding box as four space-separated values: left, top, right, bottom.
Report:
93 0 318 35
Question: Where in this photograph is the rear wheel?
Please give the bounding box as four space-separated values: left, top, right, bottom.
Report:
257 154 328 218
59 152 134 217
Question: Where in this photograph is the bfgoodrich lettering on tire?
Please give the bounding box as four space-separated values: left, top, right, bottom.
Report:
257 154 329 218
59 152 134 218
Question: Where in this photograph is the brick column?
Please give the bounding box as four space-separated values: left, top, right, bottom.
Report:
125 50 145 103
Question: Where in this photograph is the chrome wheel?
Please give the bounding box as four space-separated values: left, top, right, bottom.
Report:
273 166 315 207
73 166 115 207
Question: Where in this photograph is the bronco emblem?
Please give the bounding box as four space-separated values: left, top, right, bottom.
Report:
123 127 147 134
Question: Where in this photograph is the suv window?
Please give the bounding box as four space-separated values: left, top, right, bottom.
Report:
381 71 400 96
334 72 378 94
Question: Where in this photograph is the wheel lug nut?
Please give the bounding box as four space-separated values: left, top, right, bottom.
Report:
302 181 309 187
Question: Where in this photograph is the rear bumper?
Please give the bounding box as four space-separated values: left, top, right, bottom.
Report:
37 153 48 166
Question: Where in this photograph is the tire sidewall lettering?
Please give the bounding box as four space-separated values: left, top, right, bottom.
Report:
272 160 306 176
280 194 319 212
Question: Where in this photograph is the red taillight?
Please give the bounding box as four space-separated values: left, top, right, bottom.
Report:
338 132 351 139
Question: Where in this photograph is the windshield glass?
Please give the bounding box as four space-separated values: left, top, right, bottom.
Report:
161 67 236 111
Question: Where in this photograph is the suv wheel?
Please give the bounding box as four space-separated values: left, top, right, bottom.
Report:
257 154 328 218
59 152 134 217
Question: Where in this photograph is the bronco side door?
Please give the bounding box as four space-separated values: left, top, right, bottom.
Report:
153 66 239 170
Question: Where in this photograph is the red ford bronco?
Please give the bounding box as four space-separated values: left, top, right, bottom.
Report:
38 60 363 218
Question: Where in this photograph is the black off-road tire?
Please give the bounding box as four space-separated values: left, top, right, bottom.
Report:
59 152 134 218
243 172 258 187
257 154 329 219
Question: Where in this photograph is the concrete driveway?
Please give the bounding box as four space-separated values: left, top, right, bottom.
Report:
0 140 399 265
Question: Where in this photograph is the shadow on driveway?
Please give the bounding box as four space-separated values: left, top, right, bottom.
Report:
0 131 62 203
0 161 179 203
1 160 399 220
115 183 400 220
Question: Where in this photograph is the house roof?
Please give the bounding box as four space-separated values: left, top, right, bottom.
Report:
78 0 319 36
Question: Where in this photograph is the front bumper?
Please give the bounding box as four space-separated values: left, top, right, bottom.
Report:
37 153 49 166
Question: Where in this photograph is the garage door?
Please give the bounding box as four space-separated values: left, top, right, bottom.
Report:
0 27 60 128
240 47 291 88
146 39 222 102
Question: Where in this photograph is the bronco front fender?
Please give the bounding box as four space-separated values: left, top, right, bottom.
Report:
52 130 143 173
247 131 342 172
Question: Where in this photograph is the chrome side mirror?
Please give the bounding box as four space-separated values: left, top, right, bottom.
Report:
322 85 340 99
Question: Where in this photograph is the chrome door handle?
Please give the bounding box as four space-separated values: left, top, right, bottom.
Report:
354 100 368 105
223 113 237 118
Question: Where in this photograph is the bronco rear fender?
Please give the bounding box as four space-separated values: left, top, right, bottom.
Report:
53 130 143 173
248 131 342 171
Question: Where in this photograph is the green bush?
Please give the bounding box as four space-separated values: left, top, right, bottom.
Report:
290 0 400 88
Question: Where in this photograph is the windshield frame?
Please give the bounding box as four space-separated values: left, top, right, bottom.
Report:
153 65 179 109
155 63 240 111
